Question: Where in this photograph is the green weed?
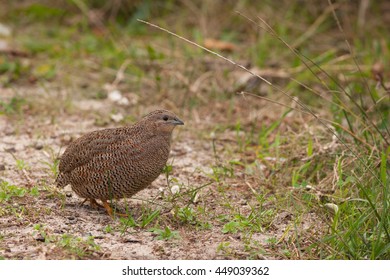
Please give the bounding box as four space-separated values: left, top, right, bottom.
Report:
0 181 27 202
150 226 179 240
58 234 100 258
0 96 27 115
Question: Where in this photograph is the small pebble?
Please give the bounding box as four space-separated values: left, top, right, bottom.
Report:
35 234 45 242
108 90 122 102
170 185 180 195
34 141 44 150
4 147 16 153
110 113 124 123
124 239 141 243
62 134 72 144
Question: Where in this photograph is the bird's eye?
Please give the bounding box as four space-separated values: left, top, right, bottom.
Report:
163 115 169 121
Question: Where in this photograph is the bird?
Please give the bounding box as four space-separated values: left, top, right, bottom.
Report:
56 109 184 217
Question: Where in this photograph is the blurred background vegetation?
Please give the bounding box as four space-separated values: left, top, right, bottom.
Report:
0 0 389 260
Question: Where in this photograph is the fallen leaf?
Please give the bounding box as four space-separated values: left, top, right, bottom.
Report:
204 38 237 52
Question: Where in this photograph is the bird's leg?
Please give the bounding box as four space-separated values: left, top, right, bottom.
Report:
79 198 105 210
102 200 114 217
101 200 128 218
79 198 88 206
89 198 104 209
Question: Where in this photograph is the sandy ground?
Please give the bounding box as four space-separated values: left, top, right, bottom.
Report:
0 85 322 260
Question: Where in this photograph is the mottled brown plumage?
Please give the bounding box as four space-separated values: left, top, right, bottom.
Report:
56 109 184 216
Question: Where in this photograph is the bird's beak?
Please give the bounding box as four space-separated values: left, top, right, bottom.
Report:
171 117 184 125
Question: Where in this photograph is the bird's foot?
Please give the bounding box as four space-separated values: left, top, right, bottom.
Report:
89 199 105 209
79 198 88 206
101 200 128 218
79 198 105 209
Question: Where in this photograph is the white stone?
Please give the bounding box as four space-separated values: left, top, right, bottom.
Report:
110 113 124 123
0 23 11 36
108 90 123 102
170 185 180 195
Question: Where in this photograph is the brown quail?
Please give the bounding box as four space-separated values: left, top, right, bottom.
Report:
56 109 184 216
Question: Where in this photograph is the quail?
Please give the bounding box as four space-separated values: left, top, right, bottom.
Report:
56 109 184 216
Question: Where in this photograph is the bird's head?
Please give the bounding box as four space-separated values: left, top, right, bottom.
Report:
141 109 184 135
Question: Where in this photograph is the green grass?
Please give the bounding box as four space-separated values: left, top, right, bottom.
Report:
32 224 101 259
150 226 180 240
58 234 101 258
0 96 27 115
0 181 28 202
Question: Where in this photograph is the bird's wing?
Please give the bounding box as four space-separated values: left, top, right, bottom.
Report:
58 128 130 173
